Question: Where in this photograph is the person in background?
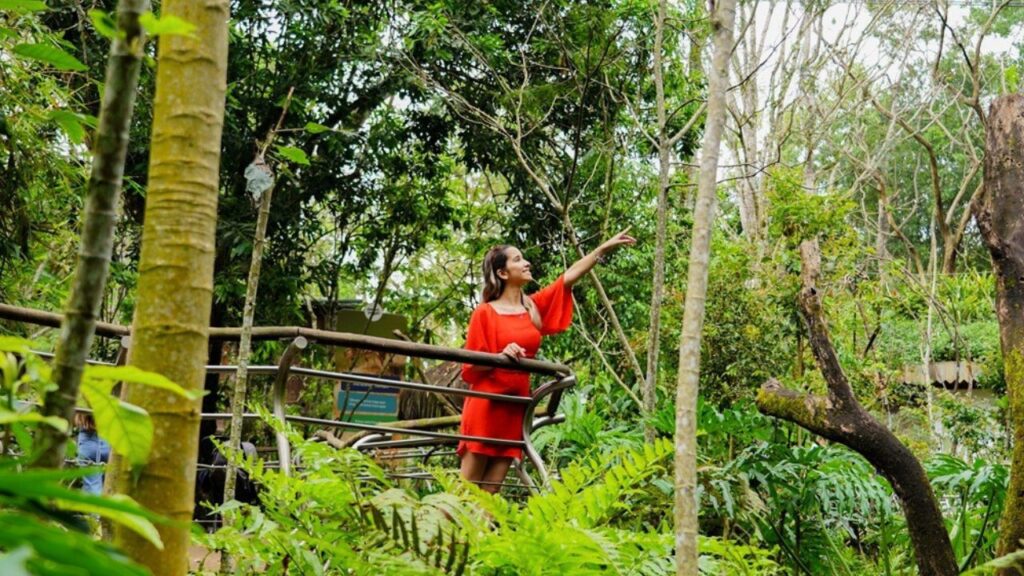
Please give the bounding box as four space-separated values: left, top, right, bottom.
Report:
75 412 110 495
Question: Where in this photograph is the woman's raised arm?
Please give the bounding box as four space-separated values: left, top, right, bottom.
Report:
563 228 636 287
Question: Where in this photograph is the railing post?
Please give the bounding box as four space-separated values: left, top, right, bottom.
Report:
273 336 307 476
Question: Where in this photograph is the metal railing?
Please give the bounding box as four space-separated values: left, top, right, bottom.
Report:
1 303 576 491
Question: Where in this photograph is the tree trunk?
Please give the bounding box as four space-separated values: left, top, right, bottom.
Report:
975 94 1024 575
36 0 149 469
223 88 292 515
674 1 736 574
757 240 957 576
222 174 273 506
104 2 229 574
645 0 672 443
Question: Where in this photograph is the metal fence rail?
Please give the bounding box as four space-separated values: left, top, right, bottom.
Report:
1 303 576 491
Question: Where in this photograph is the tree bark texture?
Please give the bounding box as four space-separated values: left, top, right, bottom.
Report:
36 0 150 469
674 1 736 574
756 240 957 576
975 94 1024 574
104 1 229 574
645 0 671 443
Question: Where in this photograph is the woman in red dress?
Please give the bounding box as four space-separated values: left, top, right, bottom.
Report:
458 230 636 492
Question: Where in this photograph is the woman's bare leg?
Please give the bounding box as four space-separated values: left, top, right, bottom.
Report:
480 457 513 494
460 451 489 483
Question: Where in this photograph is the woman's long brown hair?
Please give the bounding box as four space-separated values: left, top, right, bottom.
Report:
481 245 542 330
481 245 512 302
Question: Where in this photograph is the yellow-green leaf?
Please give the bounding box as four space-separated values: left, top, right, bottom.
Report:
82 380 153 467
85 365 203 400
56 494 164 550
0 337 32 355
304 122 331 134
139 11 195 37
0 0 47 12
0 412 67 432
276 145 310 165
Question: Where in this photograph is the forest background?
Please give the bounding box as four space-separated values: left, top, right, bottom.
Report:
2 0 1024 574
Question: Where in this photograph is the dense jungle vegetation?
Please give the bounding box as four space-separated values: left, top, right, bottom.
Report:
3 0 1024 575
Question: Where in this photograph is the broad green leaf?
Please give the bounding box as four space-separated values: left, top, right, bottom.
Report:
0 468 163 523
85 364 203 400
304 122 331 134
0 0 47 12
139 11 195 37
0 412 67 432
276 145 310 165
47 110 87 144
12 43 88 71
82 380 153 467
88 9 119 40
56 495 164 550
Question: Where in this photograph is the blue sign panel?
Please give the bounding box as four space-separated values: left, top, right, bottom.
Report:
337 382 400 423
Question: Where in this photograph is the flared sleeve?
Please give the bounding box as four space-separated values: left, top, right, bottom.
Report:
530 275 575 336
461 304 495 385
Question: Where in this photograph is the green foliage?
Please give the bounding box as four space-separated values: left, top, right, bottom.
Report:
138 11 195 38
532 388 644 467
926 454 1007 570
0 0 47 12
203 425 679 575
698 240 796 404
275 144 310 166
698 537 782 576
12 42 87 71
79 364 200 468
0 344 170 574
765 167 855 247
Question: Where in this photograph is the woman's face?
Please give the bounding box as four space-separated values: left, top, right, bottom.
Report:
499 247 532 286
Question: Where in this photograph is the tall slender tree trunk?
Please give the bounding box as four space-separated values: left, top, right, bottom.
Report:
674 1 736 573
976 94 1024 575
645 0 672 443
104 2 229 574
222 173 272 503
36 0 149 469
223 90 293 515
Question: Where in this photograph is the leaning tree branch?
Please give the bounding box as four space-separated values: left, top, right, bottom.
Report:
756 239 957 576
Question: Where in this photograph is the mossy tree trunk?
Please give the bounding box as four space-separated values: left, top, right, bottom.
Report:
757 240 957 576
674 1 735 574
104 1 230 574
36 0 149 469
975 94 1024 575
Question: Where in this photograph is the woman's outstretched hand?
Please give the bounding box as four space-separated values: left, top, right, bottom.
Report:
563 227 637 287
598 227 637 256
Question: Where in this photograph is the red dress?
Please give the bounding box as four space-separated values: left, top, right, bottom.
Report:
456 276 574 459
